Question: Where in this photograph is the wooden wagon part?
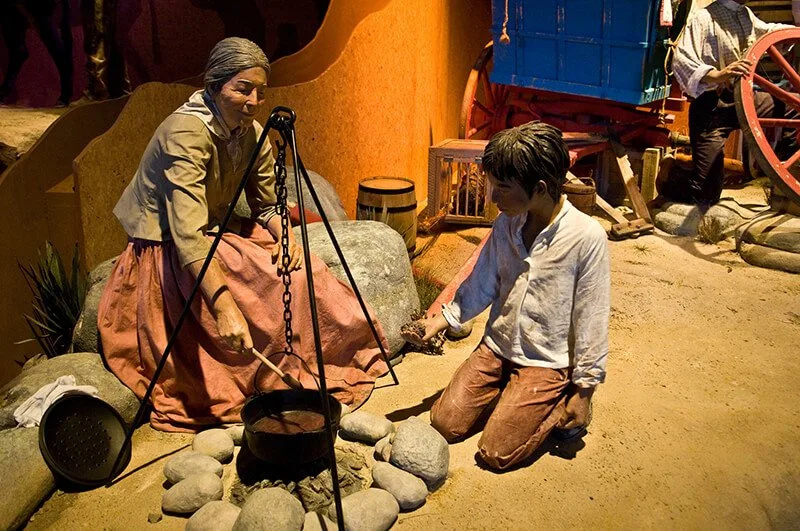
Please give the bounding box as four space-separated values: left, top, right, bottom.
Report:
735 27 800 206
566 169 654 241
459 42 677 159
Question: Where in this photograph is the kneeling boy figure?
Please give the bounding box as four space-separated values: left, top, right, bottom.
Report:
404 122 610 470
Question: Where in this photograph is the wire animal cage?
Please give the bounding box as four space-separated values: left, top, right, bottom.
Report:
427 139 497 226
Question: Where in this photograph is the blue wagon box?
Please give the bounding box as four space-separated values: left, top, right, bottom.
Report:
491 0 671 105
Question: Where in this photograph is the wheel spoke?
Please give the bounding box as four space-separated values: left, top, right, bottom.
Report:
753 73 800 112
758 118 800 128
480 70 495 109
469 120 492 137
782 147 800 168
473 99 494 116
766 45 800 93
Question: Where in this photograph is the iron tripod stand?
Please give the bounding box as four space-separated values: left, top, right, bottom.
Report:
106 106 400 530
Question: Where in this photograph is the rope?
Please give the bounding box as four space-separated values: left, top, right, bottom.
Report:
500 0 511 44
659 1 691 124
735 208 781 255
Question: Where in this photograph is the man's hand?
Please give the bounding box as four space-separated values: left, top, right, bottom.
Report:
401 313 449 345
560 386 595 430
271 238 303 273
704 59 753 86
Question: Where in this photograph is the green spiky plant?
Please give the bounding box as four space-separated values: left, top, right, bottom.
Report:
17 242 87 358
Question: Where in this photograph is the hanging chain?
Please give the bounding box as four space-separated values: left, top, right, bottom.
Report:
273 139 294 356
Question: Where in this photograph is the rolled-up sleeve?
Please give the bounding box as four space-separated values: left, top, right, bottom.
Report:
245 122 278 227
442 225 501 331
673 14 716 99
161 123 213 268
570 227 610 388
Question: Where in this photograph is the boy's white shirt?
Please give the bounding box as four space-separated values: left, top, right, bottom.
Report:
442 198 610 387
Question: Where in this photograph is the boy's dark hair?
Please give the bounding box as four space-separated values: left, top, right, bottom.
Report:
482 121 570 202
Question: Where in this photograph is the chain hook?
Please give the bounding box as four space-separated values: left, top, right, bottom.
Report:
273 137 294 356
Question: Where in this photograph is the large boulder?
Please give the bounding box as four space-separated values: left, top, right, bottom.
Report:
0 352 139 430
0 427 54 530
296 221 420 356
285 167 348 222
72 256 117 353
234 167 348 223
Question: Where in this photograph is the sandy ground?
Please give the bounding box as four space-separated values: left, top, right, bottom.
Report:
6 106 799 528
23 181 800 529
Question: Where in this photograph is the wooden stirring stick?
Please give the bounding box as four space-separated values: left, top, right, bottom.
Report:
250 348 305 391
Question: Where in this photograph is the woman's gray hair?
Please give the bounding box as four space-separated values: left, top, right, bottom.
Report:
204 37 270 95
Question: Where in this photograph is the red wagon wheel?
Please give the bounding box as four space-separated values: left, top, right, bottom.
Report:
459 42 512 139
735 28 800 204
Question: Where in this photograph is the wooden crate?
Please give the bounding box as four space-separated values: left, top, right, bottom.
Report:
427 139 497 226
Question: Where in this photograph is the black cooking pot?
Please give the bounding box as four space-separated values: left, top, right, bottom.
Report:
241 389 341 465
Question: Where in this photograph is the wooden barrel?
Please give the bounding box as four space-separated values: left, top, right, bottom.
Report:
356 177 417 254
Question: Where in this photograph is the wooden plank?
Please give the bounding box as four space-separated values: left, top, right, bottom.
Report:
641 148 661 203
610 141 653 224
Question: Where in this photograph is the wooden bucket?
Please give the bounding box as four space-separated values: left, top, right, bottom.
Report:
562 177 596 215
356 177 417 254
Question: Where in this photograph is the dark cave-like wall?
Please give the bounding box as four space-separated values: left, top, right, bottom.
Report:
0 0 328 107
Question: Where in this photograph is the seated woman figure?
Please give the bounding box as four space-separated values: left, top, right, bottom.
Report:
98 37 388 432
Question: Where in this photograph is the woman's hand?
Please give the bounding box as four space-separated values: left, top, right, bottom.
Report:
271 238 303 273
187 258 252 353
266 214 303 273
214 296 253 353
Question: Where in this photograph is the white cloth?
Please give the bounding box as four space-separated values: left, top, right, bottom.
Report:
13 375 99 428
441 199 610 388
673 0 793 98
661 0 674 27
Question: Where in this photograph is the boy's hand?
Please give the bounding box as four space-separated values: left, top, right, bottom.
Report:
401 313 449 345
560 386 594 429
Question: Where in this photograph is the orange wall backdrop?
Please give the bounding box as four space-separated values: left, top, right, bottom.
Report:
1 0 492 385
77 0 493 269
260 0 493 220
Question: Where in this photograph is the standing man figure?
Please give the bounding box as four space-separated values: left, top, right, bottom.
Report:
403 122 610 471
667 0 794 206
